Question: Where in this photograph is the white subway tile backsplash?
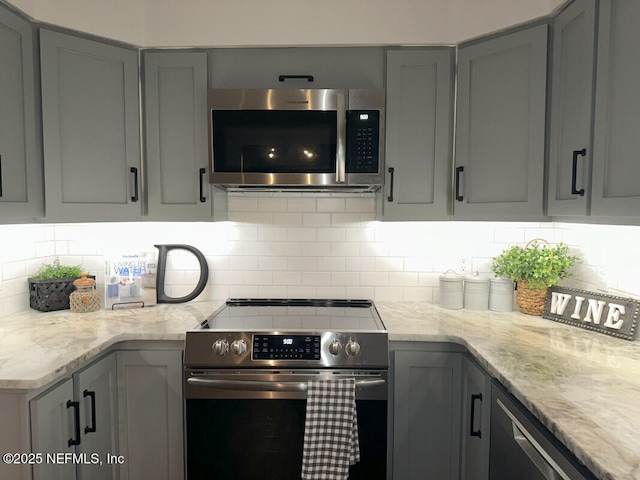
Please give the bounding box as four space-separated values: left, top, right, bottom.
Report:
3 194 640 318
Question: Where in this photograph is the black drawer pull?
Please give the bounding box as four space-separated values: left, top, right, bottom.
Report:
67 400 81 447
130 167 139 202
278 75 314 82
387 167 395 202
0 154 3 198
83 390 97 434
571 149 586 196
199 168 207 203
455 166 464 202
470 393 483 438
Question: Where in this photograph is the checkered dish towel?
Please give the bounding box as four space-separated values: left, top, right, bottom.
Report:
301 378 360 480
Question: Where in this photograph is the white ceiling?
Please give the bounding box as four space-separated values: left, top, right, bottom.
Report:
7 0 568 47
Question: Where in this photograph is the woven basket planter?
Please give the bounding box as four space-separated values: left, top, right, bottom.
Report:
29 276 95 312
516 279 548 316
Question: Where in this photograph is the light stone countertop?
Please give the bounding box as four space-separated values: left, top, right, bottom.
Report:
1 300 639 479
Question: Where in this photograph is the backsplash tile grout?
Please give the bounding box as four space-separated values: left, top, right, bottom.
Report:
2 194 640 319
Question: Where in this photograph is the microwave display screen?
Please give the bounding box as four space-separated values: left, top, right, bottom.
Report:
212 110 337 173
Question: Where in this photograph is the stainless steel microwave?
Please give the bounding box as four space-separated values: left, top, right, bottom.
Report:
208 88 385 191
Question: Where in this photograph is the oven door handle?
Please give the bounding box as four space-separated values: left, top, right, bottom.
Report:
187 377 385 392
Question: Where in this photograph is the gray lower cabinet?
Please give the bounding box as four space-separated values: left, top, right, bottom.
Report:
547 0 597 217
209 47 384 89
30 352 118 480
460 355 491 480
454 24 548 219
392 347 462 479
591 0 640 216
381 48 454 221
0 4 42 220
117 349 183 480
144 51 226 221
40 29 142 221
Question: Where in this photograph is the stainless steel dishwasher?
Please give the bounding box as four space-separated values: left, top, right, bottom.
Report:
489 380 597 480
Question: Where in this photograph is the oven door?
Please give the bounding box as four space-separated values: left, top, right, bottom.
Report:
184 369 388 480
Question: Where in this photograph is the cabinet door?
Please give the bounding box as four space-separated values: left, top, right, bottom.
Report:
0 5 42 219
117 350 183 480
73 352 119 480
30 378 76 480
209 47 384 89
382 48 454 220
591 0 640 216
145 51 219 220
455 25 548 219
40 29 141 221
547 0 597 216
460 356 491 480
392 350 462 480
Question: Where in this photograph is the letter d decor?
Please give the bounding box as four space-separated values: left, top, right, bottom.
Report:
155 244 209 304
542 286 639 340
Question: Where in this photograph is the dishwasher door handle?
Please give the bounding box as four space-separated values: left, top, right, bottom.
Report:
497 398 565 480
187 376 385 392
512 422 561 480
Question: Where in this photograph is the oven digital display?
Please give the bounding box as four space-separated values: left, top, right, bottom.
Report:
253 335 321 360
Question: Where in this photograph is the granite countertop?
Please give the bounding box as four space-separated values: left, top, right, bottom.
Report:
1 301 639 479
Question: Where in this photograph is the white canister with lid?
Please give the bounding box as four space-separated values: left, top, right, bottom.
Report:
464 272 489 310
439 270 464 309
489 276 514 312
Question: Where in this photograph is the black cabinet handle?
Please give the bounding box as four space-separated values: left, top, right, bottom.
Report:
387 167 395 202
470 393 483 438
278 75 314 82
67 400 81 447
455 166 464 201
199 168 207 203
571 149 586 196
83 390 96 434
130 167 139 202
0 154 3 198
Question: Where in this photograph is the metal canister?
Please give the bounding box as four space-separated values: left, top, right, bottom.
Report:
489 276 514 312
464 273 489 310
439 270 464 309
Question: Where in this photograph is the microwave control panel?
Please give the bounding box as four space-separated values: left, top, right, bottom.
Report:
347 110 380 173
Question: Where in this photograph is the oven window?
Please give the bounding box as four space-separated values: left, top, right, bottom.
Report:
186 399 386 480
212 110 337 173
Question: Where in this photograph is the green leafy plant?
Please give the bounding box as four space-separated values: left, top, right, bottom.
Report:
491 240 578 290
31 258 83 279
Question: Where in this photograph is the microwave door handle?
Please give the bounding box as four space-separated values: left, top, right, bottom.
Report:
336 93 346 183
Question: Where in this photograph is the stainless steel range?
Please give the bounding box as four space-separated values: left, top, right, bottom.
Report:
184 299 389 480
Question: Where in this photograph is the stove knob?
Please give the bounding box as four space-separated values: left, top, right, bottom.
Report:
328 339 343 356
212 339 229 355
230 339 247 355
345 339 361 357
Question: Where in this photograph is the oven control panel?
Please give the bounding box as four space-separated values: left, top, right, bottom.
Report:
252 335 321 360
184 330 389 368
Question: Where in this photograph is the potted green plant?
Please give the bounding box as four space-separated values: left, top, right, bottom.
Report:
491 239 578 315
28 258 89 312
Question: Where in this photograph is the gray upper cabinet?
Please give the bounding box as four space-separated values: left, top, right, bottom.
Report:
381 48 454 221
547 0 597 217
454 25 548 219
591 0 640 217
209 47 384 89
144 51 224 221
40 29 142 221
0 5 43 220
